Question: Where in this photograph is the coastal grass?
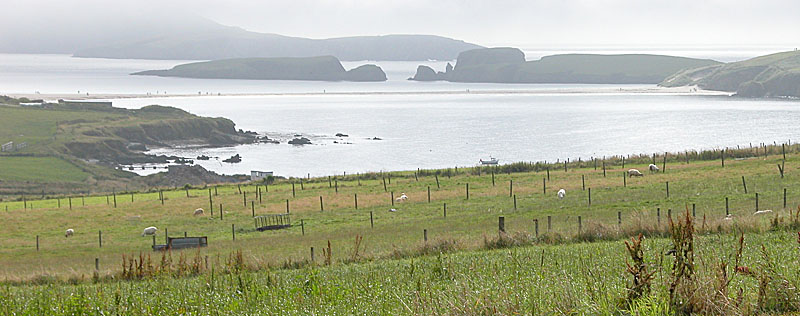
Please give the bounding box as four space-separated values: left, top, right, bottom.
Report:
0 145 798 279
0 156 90 183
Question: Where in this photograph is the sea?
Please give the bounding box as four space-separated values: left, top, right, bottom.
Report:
1 48 798 177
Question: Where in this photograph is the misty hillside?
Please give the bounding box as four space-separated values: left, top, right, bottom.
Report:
660 50 800 98
0 14 481 61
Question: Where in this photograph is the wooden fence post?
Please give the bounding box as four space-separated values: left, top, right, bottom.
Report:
95 258 99 271
354 193 358 210
618 211 622 225
657 208 661 224
662 153 666 172
310 247 315 262
721 149 725 167
543 177 547 194
547 167 551 180
423 229 428 242
742 176 748 194
435 174 440 188
466 183 469 200
666 181 670 199
491 170 495 186
547 216 552 231
784 188 788 209
98 230 102 248
36 235 39 251
623 172 627 187
113 191 117 208
428 186 431 203
692 203 696 217
498 216 505 233
301 219 305 235
443 203 447 218
602 161 606 177
391 191 395 206
220 204 223 220
534 219 539 237
320 196 324 212
755 193 759 212
335 180 338 193
509 180 513 197
588 188 592 206
513 194 517 210
251 201 255 217
286 199 290 213
292 183 296 198
725 197 729 216
578 216 582 233
232 224 235 241
582 175 585 191
370 211 374 228
243 191 247 207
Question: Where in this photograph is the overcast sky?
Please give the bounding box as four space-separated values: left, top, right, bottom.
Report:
4 0 799 48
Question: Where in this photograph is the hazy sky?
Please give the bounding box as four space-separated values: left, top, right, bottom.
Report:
4 0 799 48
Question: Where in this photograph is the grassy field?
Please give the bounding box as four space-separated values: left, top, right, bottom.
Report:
0 157 90 182
1 144 800 314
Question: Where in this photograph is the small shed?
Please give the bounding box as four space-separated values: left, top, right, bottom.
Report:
251 170 274 181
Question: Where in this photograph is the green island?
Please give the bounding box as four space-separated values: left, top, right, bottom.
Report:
660 50 800 98
134 56 387 82
1 119 799 313
410 47 721 84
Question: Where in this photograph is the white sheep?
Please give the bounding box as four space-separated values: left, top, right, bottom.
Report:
65 228 74 238
753 209 773 216
141 226 158 236
628 169 644 177
649 164 660 173
193 208 204 216
557 189 566 200
395 193 408 202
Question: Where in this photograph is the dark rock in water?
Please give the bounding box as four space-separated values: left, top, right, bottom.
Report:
222 154 242 163
333 141 338 144
372 137 383 140
196 155 211 160
335 133 349 137
174 158 194 164
288 137 312 145
445 62 454 73
410 65 441 81
345 64 387 82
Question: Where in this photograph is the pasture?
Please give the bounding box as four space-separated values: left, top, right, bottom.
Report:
0 143 798 280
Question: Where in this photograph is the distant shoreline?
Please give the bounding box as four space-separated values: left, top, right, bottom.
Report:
7 85 730 101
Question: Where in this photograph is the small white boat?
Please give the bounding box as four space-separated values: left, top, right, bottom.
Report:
480 157 499 165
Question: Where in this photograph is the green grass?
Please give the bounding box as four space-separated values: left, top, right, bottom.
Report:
0 156 90 182
0 231 797 314
0 146 798 313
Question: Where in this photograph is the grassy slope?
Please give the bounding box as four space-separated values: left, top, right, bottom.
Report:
660 50 800 97
1 231 796 314
0 143 798 278
0 104 244 194
0 157 89 182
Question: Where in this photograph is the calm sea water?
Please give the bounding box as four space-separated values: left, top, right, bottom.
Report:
1 53 798 177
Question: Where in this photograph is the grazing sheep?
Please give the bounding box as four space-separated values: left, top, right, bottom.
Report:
395 193 408 202
389 208 397 212
557 189 566 200
141 226 158 236
193 208 204 216
65 228 74 238
628 169 644 177
753 209 773 215
649 164 660 173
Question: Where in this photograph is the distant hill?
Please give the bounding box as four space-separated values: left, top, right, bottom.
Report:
411 47 721 84
67 18 480 61
660 50 800 98
0 13 482 61
134 56 387 82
